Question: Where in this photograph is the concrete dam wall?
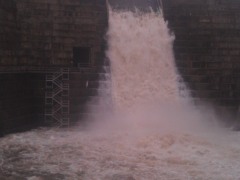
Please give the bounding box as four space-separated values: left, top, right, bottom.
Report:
0 0 240 135
0 0 108 135
163 0 240 121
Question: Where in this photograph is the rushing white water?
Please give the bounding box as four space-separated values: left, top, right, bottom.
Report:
88 8 203 134
1 129 240 180
107 9 181 111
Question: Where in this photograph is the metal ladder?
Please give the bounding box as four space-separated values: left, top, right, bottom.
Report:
45 68 70 127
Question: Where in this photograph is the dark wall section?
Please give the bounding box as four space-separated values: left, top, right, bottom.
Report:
0 0 107 67
0 0 19 65
0 73 45 136
69 71 101 124
0 0 108 135
163 0 240 121
109 0 161 11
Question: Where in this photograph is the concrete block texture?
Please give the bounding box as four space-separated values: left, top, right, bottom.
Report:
0 0 107 66
163 0 240 122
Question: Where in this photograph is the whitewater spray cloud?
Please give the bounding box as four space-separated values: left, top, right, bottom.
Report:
85 5 219 135
107 9 180 111
86 6 202 133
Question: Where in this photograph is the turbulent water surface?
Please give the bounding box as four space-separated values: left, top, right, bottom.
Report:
1 7 240 180
1 129 240 180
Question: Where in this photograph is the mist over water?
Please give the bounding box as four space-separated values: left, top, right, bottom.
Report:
89 7 206 134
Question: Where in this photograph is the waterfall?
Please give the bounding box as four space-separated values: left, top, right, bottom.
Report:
84 2 219 136
83 6 201 133
106 8 185 111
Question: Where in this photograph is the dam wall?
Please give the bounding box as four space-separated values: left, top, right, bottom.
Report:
0 0 107 135
0 0 240 135
163 0 240 121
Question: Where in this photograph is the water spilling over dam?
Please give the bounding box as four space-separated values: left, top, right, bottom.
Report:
0 3 240 180
107 9 180 110
89 7 195 133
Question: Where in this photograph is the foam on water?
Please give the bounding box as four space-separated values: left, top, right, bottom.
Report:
1 129 240 179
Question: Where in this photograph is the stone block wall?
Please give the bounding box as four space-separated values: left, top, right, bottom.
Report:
109 0 160 11
0 0 107 66
163 0 240 121
0 0 19 65
0 0 108 135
